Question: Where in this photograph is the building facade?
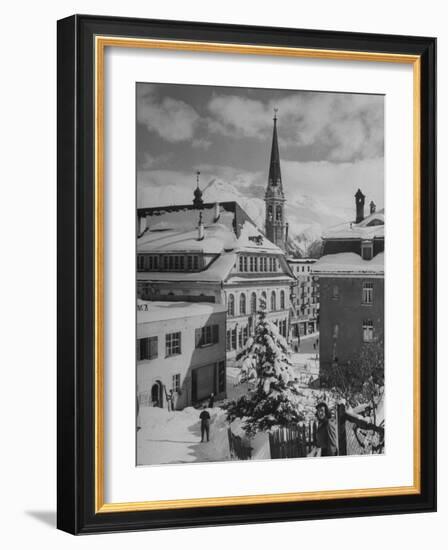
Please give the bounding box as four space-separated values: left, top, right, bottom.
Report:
313 191 384 378
136 201 295 363
137 300 227 409
288 258 320 339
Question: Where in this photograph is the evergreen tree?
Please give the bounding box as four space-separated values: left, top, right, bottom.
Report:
224 299 305 437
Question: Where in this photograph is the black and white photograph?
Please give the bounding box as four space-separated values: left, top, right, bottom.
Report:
135 82 385 466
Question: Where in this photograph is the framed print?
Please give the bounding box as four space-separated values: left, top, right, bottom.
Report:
57 15 436 534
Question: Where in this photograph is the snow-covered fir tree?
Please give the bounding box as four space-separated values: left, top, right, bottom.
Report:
224 299 305 436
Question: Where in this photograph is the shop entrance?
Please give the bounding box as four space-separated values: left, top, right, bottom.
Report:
151 381 163 408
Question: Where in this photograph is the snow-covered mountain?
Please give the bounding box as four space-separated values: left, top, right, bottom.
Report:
202 179 265 228
140 177 345 256
202 179 344 256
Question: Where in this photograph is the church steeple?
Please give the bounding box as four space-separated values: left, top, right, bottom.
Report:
268 109 283 192
265 109 286 250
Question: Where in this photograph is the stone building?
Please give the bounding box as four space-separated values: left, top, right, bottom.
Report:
313 191 384 377
137 300 227 409
136 201 294 363
287 258 320 339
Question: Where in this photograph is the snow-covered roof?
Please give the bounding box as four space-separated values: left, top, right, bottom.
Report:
312 252 384 275
137 300 226 324
323 209 385 240
139 223 235 254
138 202 283 255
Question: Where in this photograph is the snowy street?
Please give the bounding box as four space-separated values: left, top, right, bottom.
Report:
137 406 231 465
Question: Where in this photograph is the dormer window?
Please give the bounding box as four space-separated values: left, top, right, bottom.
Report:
361 240 373 260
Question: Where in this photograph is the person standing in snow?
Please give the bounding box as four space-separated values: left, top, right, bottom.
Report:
166 389 175 412
199 406 211 442
315 402 338 456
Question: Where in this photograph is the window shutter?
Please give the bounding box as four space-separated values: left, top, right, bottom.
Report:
150 337 158 359
213 324 219 344
195 328 201 348
192 369 197 402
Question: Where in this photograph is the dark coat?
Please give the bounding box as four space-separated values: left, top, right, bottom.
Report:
316 418 338 456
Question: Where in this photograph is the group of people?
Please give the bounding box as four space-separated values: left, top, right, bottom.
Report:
159 383 338 455
198 400 339 453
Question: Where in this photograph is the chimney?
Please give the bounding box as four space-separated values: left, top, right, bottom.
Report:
197 212 204 241
213 202 220 222
355 189 366 223
285 222 289 247
370 200 376 215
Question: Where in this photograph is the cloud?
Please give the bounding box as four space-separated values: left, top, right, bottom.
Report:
192 138 212 150
137 88 200 143
206 91 383 162
139 152 173 169
207 95 271 138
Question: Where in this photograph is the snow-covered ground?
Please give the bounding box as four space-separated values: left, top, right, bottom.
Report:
136 366 323 465
137 405 231 465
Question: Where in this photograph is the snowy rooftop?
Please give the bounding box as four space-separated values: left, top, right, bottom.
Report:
312 252 384 275
323 209 385 240
137 300 226 324
138 202 282 255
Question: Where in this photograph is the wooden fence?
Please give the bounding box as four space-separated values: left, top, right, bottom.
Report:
227 407 384 460
268 423 317 459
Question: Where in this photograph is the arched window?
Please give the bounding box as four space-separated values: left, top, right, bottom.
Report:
261 291 267 310
280 290 285 309
276 205 282 221
250 292 257 314
271 291 277 311
227 294 235 317
239 293 246 315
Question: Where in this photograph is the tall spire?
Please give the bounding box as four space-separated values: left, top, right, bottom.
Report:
268 108 283 192
265 110 287 251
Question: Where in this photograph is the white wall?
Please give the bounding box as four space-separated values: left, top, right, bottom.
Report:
0 0 444 547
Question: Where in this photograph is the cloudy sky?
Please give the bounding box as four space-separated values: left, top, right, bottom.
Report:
136 82 384 225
